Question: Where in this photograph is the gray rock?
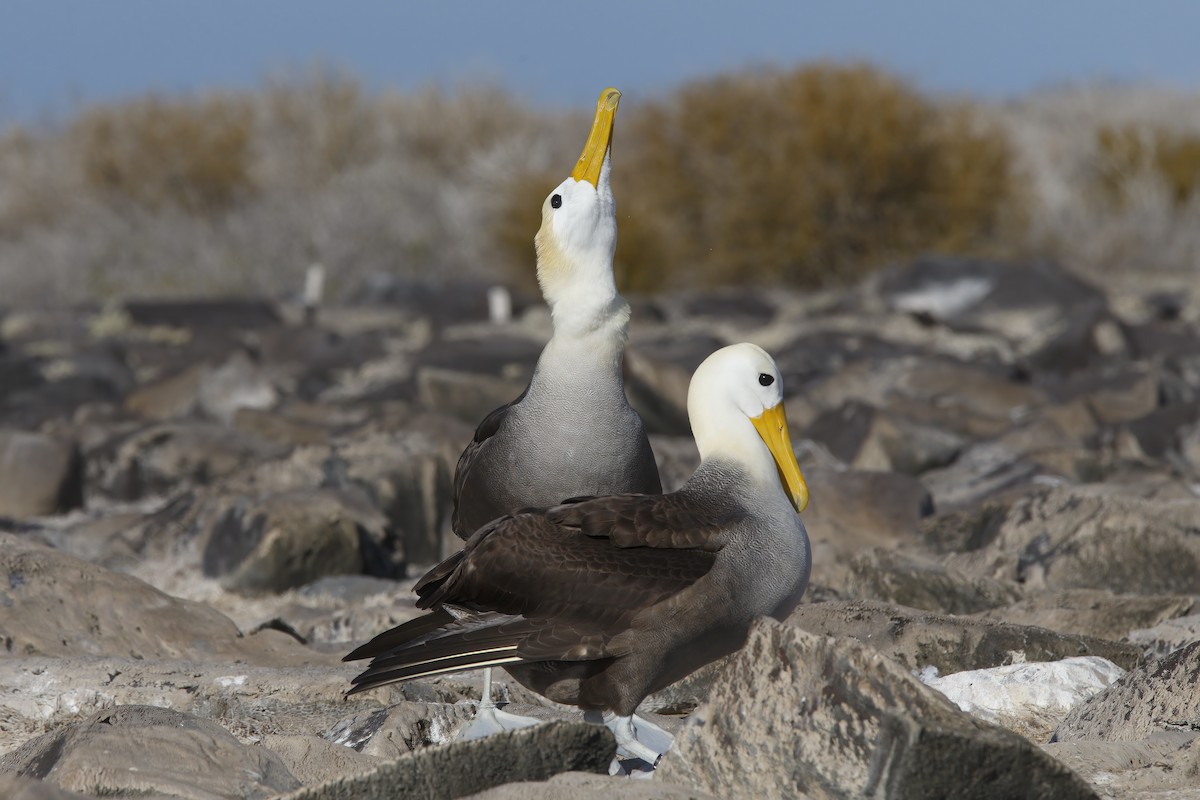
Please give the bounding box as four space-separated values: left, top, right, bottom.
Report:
0 774 82 800
648 434 699 493
278 722 615 800
201 489 366 594
1056 640 1200 743
227 431 458 566
625 336 724 437
0 430 83 519
803 401 966 475
972 590 1197 642
846 548 1020 615
122 298 283 331
1040 365 1162 426
946 486 1200 595
801 469 933 591
233 406 335 446
1043 731 1200 800
788 599 1143 674
659 619 1097 800
123 361 209 420
260 734 382 786
0 534 316 663
416 367 530 428
0 656 372 756
920 440 1053 512
90 421 289 501
1126 613 1200 660
805 357 1046 442
0 705 301 799
464 771 717 799
195 349 280 423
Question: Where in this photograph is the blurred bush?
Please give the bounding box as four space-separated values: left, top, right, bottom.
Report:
72 94 256 213
495 64 1025 292
1096 125 1200 207
1 66 1197 305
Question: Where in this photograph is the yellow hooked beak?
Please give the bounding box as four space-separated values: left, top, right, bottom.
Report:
570 87 621 187
750 403 809 513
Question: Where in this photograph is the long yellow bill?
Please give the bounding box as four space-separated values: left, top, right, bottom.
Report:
751 403 809 513
570 87 621 187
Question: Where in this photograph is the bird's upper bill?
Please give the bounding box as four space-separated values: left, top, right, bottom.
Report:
570 87 621 188
750 403 810 513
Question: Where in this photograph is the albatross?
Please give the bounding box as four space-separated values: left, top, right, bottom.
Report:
344 343 811 764
437 87 661 736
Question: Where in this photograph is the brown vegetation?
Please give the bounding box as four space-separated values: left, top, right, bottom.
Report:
0 67 1196 305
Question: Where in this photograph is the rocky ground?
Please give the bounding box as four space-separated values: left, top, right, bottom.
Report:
2 256 1200 798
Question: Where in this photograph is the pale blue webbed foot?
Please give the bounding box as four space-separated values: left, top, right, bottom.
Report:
584 709 674 774
457 668 542 741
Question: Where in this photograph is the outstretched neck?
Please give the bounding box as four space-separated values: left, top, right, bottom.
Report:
534 292 630 390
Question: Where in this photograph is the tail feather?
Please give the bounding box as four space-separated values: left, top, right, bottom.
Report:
347 651 525 695
343 605 545 695
343 607 456 662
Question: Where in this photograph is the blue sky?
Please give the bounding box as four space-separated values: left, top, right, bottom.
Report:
2 1 1197 124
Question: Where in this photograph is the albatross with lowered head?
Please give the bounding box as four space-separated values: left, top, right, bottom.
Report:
344 343 811 764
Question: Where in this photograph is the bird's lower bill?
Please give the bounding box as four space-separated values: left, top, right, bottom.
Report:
751 403 809 513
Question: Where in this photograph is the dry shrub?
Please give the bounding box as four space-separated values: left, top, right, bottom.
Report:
494 64 1024 292
71 93 256 213
1096 125 1200 207
257 71 380 189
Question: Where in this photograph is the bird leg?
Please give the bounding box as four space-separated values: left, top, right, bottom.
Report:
585 710 672 766
458 668 542 740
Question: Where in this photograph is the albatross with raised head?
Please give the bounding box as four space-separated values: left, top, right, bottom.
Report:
344 343 811 764
447 87 662 735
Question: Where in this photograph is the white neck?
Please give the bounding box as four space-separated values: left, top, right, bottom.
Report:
691 411 781 491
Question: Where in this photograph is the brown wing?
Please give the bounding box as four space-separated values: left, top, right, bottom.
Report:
544 491 744 550
419 510 718 630
345 496 721 695
450 387 528 540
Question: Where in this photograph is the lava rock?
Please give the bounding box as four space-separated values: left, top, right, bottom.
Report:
0 705 301 799
788 599 1142 674
659 619 1097 799
0 430 83 518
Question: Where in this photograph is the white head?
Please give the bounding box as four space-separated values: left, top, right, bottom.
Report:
535 88 623 332
687 343 809 512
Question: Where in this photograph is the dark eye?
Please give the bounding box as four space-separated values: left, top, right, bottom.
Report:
550 194 562 209
758 373 774 387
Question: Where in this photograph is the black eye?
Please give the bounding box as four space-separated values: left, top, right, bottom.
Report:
550 194 562 209
758 373 774 387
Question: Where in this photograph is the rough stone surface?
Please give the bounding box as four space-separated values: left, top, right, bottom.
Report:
201 489 366 593
659 619 1097 800
261 734 383 786
946 487 1200 595
1043 732 1200 800
846 548 1019 614
0 657 395 756
800 469 934 590
1126 613 1200 660
0 534 308 662
278 722 615 800
0 705 302 799
464 771 717 799
972 590 1197 642
788 599 1143 674
0 430 83 518
0 774 82 800
1056 640 1200 743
